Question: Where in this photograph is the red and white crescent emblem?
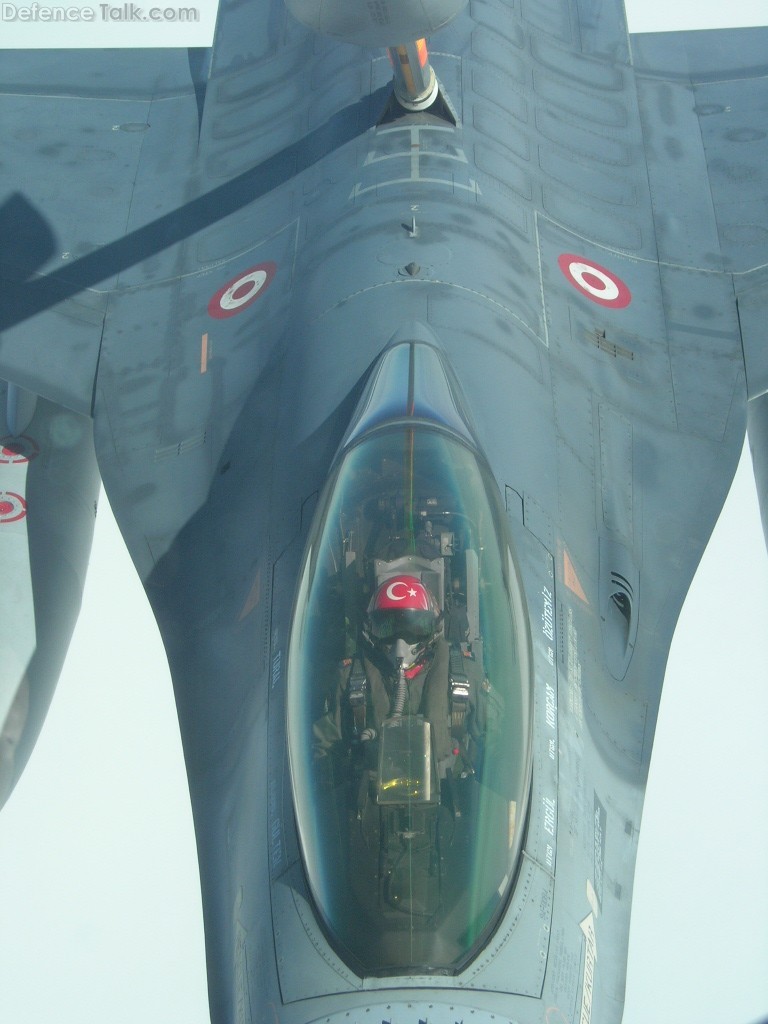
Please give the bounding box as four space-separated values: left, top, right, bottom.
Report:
386 580 419 601
375 576 431 610
208 262 276 319
557 254 631 308
0 492 27 524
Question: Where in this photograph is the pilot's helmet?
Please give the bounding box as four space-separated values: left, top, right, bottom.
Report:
366 575 441 669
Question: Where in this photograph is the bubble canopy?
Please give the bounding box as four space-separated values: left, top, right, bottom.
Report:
287 342 533 976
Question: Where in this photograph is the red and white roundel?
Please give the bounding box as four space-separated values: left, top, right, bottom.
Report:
0 491 27 524
557 254 631 308
0 436 39 464
208 262 276 319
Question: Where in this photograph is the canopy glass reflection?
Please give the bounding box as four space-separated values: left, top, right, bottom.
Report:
288 425 532 975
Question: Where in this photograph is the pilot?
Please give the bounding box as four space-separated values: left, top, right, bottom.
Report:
356 575 452 761
313 575 454 791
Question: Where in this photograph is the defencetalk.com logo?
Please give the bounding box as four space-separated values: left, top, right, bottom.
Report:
1 2 200 19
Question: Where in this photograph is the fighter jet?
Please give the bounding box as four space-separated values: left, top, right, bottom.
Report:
1 0 767 1021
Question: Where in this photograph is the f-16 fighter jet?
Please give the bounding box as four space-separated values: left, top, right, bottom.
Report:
1 0 767 1021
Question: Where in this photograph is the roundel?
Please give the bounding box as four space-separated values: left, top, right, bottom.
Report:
0 436 39 464
0 491 27 524
557 254 631 308
208 262 277 319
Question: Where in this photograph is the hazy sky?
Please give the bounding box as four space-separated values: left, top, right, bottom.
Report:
1 2 767 1023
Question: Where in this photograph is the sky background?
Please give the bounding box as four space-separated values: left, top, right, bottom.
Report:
1 1 767 1023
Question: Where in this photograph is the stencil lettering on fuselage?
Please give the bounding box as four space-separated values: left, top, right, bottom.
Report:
566 607 583 725
593 795 607 909
579 908 597 1024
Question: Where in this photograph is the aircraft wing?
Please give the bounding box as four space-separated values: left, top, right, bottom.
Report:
1 17 388 577
0 44 211 807
631 26 768 400
632 26 768 555
0 48 203 414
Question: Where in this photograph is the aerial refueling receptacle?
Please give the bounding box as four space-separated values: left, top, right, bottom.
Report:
387 40 439 111
283 0 468 49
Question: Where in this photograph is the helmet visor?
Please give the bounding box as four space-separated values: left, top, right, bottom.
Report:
369 608 438 644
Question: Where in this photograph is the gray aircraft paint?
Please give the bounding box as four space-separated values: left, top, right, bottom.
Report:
1 2 768 1024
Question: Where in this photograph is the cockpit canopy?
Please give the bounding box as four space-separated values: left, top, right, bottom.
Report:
287 341 532 976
